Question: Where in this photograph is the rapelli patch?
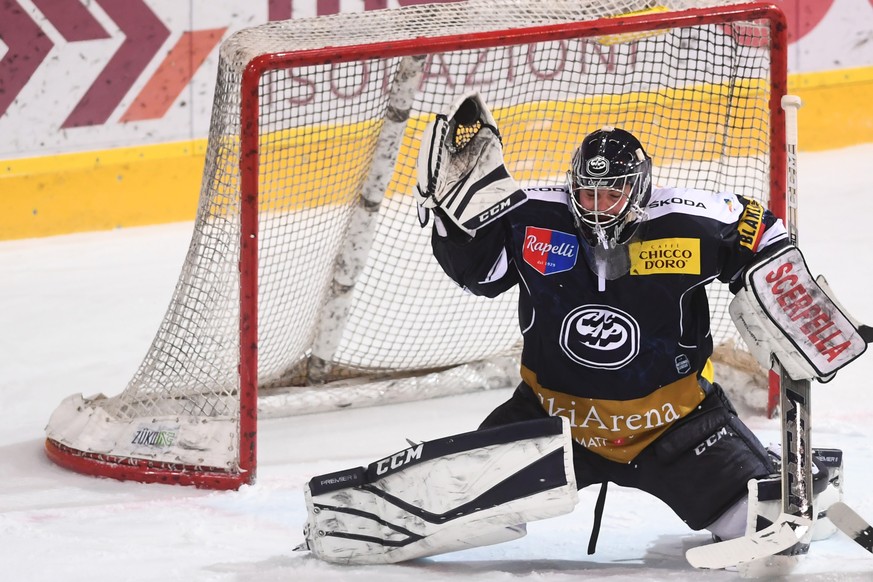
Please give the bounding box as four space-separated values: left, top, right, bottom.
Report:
523 226 579 275
629 237 700 275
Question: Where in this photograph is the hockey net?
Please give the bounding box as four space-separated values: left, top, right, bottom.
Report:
45 0 788 489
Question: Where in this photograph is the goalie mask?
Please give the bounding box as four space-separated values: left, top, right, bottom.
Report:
567 127 653 279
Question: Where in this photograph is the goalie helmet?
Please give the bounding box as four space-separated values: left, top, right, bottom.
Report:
567 127 652 248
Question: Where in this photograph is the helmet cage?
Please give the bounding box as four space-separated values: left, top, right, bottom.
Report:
566 128 652 247
567 164 650 246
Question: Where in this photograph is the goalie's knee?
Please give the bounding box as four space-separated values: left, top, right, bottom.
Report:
301 417 578 564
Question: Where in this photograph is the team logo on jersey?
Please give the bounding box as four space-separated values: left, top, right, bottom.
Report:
560 305 640 369
523 226 578 275
586 155 609 176
629 237 700 275
737 199 765 251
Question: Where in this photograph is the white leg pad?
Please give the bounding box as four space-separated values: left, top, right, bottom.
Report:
301 417 578 564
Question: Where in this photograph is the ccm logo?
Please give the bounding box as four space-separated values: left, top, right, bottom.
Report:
477 197 512 224
694 426 729 455
374 443 424 476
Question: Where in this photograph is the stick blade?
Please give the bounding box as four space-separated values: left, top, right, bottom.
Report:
686 514 811 569
828 501 873 553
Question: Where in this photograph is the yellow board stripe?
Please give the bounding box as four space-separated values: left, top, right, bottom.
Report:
2 68 872 241
1 141 207 240
2 140 206 177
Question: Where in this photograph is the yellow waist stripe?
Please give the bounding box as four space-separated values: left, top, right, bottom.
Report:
521 365 708 463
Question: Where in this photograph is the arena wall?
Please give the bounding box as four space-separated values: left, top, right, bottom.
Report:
1 0 871 240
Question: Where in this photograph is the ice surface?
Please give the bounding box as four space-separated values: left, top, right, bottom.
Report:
3 145 873 580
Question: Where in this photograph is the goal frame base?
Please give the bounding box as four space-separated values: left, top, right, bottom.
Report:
44 439 247 490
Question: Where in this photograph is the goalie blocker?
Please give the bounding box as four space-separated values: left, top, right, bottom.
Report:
299 417 578 564
730 244 871 382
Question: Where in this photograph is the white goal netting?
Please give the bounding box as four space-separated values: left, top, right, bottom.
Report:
45 0 785 488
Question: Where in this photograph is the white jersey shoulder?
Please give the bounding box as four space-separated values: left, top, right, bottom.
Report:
523 184 570 205
646 186 745 224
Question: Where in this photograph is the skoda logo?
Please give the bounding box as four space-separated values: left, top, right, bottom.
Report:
586 155 609 177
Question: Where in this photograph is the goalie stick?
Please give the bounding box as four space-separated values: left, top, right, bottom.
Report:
763 99 873 563
772 101 873 560
685 376 814 570
687 95 814 569
689 96 873 570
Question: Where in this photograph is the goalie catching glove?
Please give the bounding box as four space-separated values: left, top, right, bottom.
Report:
414 92 527 237
730 244 872 382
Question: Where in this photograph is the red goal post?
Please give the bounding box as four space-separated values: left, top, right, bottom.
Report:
45 1 789 489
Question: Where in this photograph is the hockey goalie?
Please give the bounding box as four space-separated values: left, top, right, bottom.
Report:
298 94 871 566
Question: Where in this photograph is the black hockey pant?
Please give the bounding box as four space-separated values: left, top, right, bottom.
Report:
480 381 774 531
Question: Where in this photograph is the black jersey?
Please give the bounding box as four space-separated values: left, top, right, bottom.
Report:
432 184 788 462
